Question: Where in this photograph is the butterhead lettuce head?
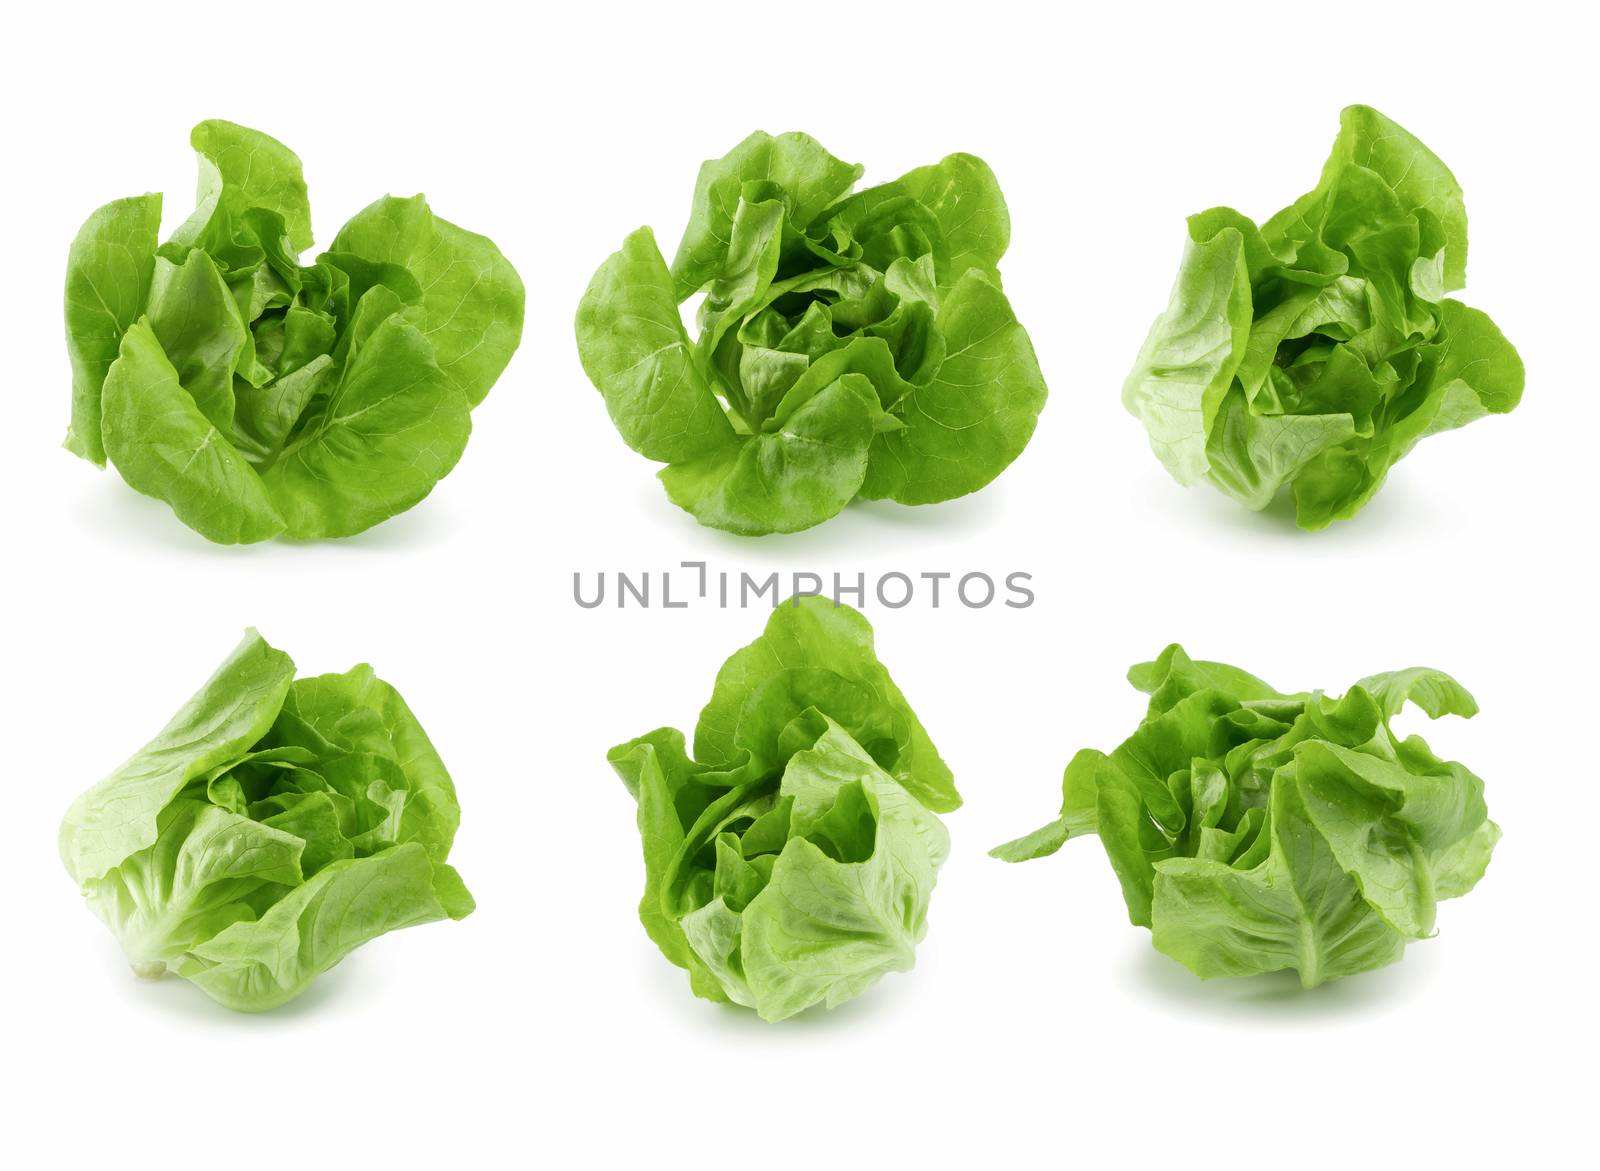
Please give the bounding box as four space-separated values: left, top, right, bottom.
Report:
60 631 473 1011
64 120 524 543
1124 106 1523 528
608 598 958 1021
576 131 1047 535
994 645 1497 986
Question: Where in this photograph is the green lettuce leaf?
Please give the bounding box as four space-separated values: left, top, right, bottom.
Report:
64 193 163 465
101 320 288 543
257 312 470 538
576 131 1047 535
170 119 313 255
608 598 956 1020
693 597 958 812
60 630 472 1011
993 644 1497 986
329 194 525 409
1124 105 1522 528
63 122 523 543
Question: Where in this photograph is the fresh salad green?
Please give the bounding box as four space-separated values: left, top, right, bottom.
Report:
994 645 1497 985
65 121 524 542
576 132 1047 535
1124 105 1522 528
60 631 473 1011
608 598 959 1019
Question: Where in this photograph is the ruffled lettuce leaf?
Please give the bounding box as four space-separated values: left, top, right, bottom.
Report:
693 596 958 812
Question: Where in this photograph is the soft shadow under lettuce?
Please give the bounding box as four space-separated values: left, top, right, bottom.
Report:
1126 936 1434 1020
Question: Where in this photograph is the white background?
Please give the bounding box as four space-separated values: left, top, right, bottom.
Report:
3 1 1592 1166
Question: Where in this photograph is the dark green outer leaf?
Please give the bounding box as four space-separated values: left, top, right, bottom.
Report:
694 598 959 812
1291 105 1467 291
286 664 463 859
859 271 1046 504
144 251 249 438
173 120 313 255
1096 689 1241 924
1128 643 1292 713
826 152 1010 291
606 731 712 982
64 193 163 465
258 313 470 539
574 226 735 463
1355 667 1478 723
100 321 288 543
1290 299 1524 528
669 131 863 299
659 373 878 535
1428 300 1524 414
330 194 525 408
990 748 1106 862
